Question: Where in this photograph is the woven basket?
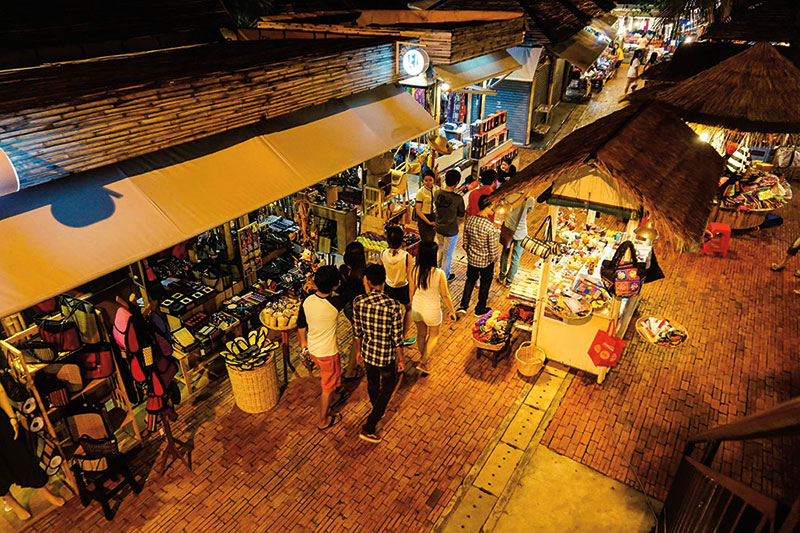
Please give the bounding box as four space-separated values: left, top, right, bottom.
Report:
226 355 279 414
515 342 546 377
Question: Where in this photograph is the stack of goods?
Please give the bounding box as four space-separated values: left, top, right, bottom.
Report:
358 229 421 257
470 111 507 136
209 311 238 331
472 309 511 345
546 292 592 321
720 170 792 211
222 329 279 370
471 129 509 159
221 291 271 321
509 303 535 326
158 280 216 316
636 317 688 347
258 297 301 329
223 329 281 413
572 278 611 311
508 268 541 303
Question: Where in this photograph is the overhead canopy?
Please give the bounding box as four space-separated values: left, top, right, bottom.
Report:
0 84 437 316
434 51 522 91
550 164 639 216
490 102 726 244
506 46 544 82
629 42 800 133
548 25 611 71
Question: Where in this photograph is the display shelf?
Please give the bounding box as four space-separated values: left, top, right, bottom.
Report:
46 379 109 416
474 123 508 143
474 139 514 167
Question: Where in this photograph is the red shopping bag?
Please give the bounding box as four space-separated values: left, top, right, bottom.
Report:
588 322 626 367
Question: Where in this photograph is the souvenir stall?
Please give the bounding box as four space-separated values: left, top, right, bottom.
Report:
488 102 725 382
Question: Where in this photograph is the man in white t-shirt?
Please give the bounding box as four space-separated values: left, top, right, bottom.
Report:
297 265 348 430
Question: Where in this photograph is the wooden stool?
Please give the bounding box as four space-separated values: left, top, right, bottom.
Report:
474 339 510 368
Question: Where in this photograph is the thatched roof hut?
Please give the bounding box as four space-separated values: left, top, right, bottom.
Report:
629 42 800 133
490 102 725 245
703 0 800 44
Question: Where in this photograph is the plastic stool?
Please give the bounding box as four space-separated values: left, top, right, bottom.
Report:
702 222 731 257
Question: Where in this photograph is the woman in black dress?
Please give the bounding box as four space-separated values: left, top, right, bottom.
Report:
340 241 367 380
0 382 64 520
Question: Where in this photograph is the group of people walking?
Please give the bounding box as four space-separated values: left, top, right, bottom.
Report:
296 166 534 443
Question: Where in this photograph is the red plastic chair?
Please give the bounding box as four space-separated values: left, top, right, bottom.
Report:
702 222 731 257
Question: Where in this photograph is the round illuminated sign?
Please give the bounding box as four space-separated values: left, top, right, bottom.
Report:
402 48 429 77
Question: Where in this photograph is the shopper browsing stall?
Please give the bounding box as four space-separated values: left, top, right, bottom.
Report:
409 241 458 375
458 195 499 318
498 197 535 287
466 170 497 217
434 169 466 281
625 50 643 94
353 264 404 444
416 170 438 243
297 266 348 431
379 226 415 345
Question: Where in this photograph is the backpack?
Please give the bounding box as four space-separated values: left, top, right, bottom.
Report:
113 307 139 353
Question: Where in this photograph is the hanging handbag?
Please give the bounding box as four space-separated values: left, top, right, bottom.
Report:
59 295 101 344
73 343 115 381
32 298 58 316
37 319 82 353
0 370 29 402
600 241 646 298
19 340 57 363
41 363 83 393
113 307 140 353
520 216 555 259
34 372 70 408
588 321 626 367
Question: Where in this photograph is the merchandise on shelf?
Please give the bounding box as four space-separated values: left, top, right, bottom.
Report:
719 170 792 211
357 228 421 258
470 111 507 136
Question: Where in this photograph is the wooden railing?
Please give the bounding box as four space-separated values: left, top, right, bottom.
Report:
656 396 800 533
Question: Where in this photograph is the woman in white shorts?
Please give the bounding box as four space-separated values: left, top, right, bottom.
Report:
409 241 457 375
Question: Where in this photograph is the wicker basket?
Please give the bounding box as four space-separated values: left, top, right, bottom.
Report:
226 355 280 413
515 342 546 377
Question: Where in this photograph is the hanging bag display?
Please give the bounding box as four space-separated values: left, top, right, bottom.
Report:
19 340 57 363
113 306 140 353
521 216 555 258
37 318 82 353
588 321 626 367
73 343 115 381
59 295 101 344
600 241 646 298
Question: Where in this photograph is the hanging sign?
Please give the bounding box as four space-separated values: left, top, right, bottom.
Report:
401 48 429 77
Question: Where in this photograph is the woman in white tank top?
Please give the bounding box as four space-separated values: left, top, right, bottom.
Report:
379 226 414 346
409 241 457 375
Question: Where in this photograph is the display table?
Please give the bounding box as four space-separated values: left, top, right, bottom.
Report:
510 240 650 384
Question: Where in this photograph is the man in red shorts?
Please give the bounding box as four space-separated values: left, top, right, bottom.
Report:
297 265 348 430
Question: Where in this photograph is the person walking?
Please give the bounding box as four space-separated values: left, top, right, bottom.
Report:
498 197 535 287
409 241 458 375
770 233 800 294
457 194 498 318
353 264 404 444
625 49 642 94
379 226 415 346
297 266 348 430
340 241 367 380
434 169 466 281
416 169 438 243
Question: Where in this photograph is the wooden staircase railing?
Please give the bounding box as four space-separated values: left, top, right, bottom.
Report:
655 397 800 533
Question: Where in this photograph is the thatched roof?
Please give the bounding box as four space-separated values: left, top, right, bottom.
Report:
639 41 800 84
489 103 725 245
629 42 800 133
703 0 800 43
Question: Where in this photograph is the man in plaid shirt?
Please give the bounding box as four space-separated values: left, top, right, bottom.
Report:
457 194 498 318
353 264 404 443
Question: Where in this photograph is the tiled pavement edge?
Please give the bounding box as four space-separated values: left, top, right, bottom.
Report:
434 364 572 532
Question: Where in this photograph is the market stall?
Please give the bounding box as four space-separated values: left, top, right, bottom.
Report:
489 101 725 382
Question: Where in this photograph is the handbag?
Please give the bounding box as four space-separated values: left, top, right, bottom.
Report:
588 321 626 367
19 341 57 363
32 298 58 316
78 434 119 457
113 306 140 353
73 343 115 381
0 371 29 402
499 224 514 248
520 216 556 259
42 363 83 393
59 295 101 344
34 372 70 408
600 241 646 298
37 319 82 353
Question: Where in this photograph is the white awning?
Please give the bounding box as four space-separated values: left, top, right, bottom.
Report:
434 51 522 91
506 46 544 82
0 85 437 316
548 26 612 72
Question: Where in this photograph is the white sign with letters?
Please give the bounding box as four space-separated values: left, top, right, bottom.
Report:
401 48 429 77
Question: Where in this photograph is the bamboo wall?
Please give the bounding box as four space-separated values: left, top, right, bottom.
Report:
0 41 398 188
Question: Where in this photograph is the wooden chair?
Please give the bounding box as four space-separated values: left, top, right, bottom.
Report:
65 406 141 520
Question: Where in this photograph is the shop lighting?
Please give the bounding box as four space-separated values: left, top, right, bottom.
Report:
699 132 710 143
440 82 450 92
0 147 20 197
634 217 659 242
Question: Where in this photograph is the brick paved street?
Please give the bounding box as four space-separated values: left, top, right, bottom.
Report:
20 70 800 532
